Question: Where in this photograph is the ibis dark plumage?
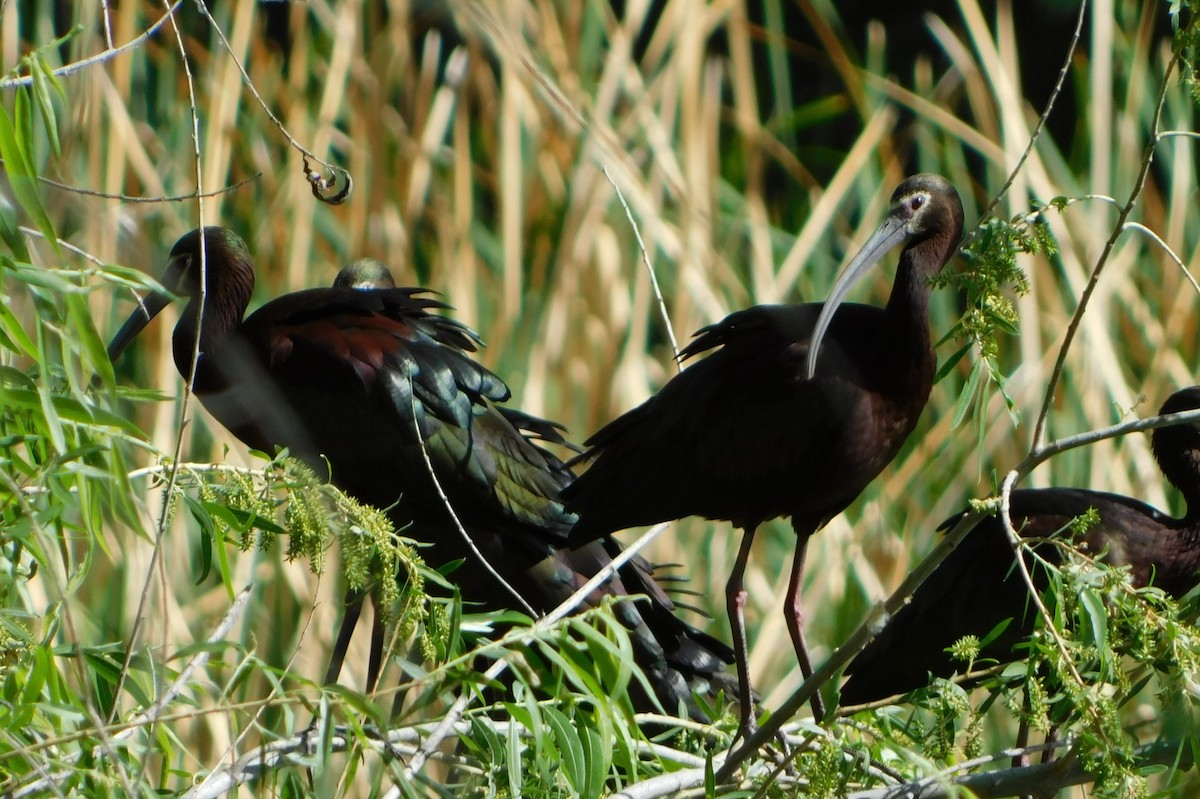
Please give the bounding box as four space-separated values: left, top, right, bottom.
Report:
840 387 1200 705
108 229 733 718
563 174 964 727
333 258 397 289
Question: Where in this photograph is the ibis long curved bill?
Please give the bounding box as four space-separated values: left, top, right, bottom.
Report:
106 247 204 364
106 290 173 364
804 211 914 380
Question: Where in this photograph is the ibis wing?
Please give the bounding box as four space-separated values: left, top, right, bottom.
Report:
565 304 865 537
239 288 574 542
841 488 1174 704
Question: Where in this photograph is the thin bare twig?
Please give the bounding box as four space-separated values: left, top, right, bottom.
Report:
601 166 681 365
1123 222 1200 297
111 1 211 781
21 166 261 203
997 472 1087 687
0 2 184 90
963 0 1087 241
187 0 352 204
408 403 537 618
1030 48 1183 449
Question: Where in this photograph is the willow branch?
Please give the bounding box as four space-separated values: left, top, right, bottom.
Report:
1030 48 1182 449
398 522 669 782
0 2 184 90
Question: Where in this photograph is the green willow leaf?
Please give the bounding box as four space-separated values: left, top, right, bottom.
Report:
544 705 586 794
0 98 57 254
579 718 609 799
1080 588 1111 660
952 357 985 429
185 494 217 585
0 301 37 358
28 57 61 159
65 293 112 388
0 203 30 260
506 708 523 797
1 388 144 438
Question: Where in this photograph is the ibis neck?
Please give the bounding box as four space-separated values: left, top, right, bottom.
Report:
882 253 934 385
1161 453 1200 528
171 296 245 391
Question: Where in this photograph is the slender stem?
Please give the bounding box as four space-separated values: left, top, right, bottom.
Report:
408 402 537 619
602 166 681 366
110 4 210 785
965 0 1087 244
0 2 185 90
1030 49 1182 450
187 0 349 192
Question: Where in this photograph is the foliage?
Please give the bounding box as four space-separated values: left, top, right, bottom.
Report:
2 0 1200 796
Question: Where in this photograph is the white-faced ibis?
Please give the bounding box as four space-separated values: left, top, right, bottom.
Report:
563 174 965 727
108 229 733 717
108 228 557 531
840 387 1200 705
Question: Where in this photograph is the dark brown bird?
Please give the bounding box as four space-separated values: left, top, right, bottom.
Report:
332 258 579 452
563 174 965 728
840 387 1200 705
107 229 732 718
326 256 734 713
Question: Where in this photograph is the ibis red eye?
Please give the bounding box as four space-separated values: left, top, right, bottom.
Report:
909 196 925 211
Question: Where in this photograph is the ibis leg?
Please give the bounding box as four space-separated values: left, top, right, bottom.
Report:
324 588 367 685
784 536 826 720
1014 717 1032 799
725 525 759 735
365 596 386 694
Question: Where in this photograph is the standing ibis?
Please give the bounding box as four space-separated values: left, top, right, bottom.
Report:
840 387 1200 705
107 228 733 718
563 174 965 728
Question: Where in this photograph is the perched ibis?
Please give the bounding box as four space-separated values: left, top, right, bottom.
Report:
563 174 965 727
840 387 1200 705
327 257 735 712
107 229 733 718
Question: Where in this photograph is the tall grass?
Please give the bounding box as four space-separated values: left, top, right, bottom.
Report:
3 0 1200 795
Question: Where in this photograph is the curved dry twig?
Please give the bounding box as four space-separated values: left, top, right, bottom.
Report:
187 3 353 205
601 165 681 365
26 167 261 203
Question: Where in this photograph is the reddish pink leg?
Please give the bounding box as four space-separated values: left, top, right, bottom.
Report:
726 525 759 735
785 536 827 720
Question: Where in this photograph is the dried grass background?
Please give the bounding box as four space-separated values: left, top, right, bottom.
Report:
5 0 1200 795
